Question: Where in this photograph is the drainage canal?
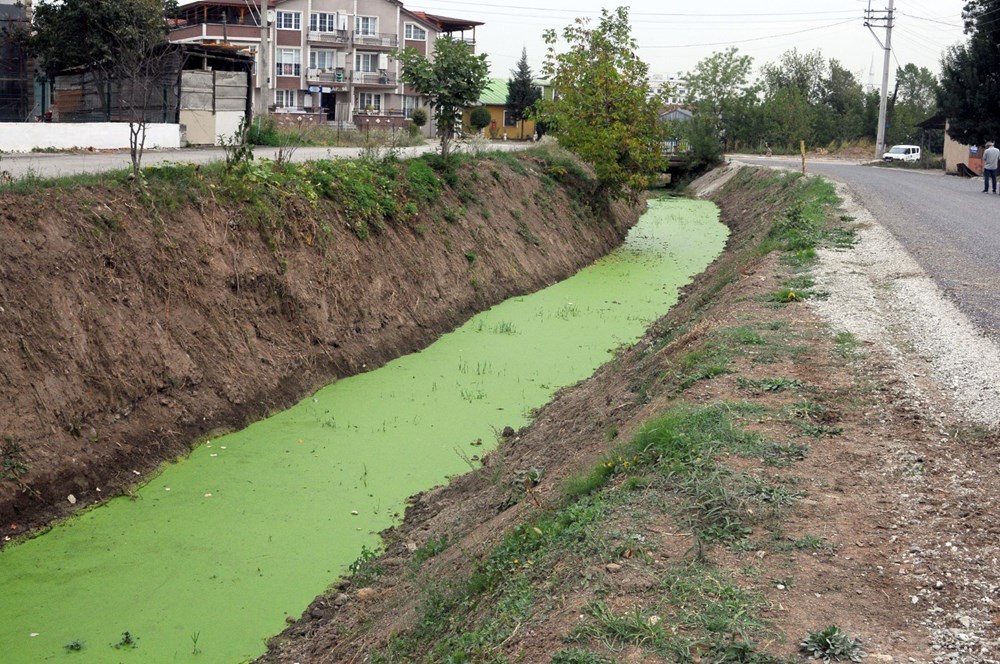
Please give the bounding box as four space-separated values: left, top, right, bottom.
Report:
1 197 727 663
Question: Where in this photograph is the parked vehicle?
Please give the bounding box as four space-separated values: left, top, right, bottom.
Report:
882 145 921 162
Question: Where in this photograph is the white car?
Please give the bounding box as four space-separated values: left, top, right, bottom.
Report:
882 145 921 162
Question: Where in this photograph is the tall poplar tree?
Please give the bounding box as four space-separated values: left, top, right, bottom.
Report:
506 48 541 139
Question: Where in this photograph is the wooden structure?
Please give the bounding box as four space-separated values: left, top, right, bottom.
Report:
51 44 253 145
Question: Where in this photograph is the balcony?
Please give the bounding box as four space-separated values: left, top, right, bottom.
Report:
352 71 396 87
307 30 349 46
352 32 398 49
306 68 349 87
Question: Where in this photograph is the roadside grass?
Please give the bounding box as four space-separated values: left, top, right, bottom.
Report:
0 167 127 193
248 116 426 149
2 148 589 266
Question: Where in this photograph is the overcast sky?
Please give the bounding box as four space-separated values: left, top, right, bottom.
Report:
412 0 967 85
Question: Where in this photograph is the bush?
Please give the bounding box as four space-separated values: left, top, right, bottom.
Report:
247 116 281 146
410 107 428 128
470 107 492 132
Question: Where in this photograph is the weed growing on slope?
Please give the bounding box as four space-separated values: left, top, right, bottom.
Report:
800 625 864 662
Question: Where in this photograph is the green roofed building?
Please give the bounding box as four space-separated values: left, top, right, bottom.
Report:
463 77 550 140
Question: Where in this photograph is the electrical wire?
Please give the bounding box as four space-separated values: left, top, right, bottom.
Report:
638 18 858 50
409 0 858 19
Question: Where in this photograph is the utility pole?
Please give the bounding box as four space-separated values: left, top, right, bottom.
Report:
257 0 269 118
865 0 894 159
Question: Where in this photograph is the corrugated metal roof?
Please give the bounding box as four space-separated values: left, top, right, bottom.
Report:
479 78 508 106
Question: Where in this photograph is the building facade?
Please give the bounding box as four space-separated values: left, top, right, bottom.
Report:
169 0 481 131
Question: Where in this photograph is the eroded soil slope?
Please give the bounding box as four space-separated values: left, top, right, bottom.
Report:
0 152 639 534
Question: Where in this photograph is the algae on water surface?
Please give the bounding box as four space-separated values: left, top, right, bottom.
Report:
0 198 726 663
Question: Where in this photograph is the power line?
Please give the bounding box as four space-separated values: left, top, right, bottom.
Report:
638 18 858 49
898 12 963 29
411 1 858 19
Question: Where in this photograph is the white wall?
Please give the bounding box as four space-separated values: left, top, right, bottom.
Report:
0 123 181 153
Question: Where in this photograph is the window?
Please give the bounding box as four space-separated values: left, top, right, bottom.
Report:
503 109 519 127
275 90 297 108
276 11 301 30
358 93 381 111
403 95 418 118
355 16 378 36
310 50 337 70
276 48 301 76
310 12 341 32
404 23 427 40
355 52 379 73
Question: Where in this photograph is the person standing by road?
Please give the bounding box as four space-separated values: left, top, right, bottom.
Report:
983 141 1000 193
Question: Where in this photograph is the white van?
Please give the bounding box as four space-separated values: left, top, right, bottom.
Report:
882 145 921 162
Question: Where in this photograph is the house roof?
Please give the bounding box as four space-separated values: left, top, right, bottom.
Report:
408 10 483 32
479 79 508 106
916 113 945 130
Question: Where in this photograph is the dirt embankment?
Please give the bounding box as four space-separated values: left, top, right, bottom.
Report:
0 154 640 534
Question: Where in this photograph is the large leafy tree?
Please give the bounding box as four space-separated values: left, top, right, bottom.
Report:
889 64 941 147
939 0 1000 144
397 35 490 159
684 47 757 150
761 49 827 105
31 0 176 78
506 47 541 139
815 60 866 144
540 6 666 199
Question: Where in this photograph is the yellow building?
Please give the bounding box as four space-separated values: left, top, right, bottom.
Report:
464 78 547 140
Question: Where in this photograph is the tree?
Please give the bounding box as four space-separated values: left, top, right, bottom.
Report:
816 60 865 145
396 36 490 159
939 0 1000 145
684 47 757 150
761 49 827 105
31 0 176 79
506 47 541 139
540 6 666 199
888 64 941 147
116 39 176 179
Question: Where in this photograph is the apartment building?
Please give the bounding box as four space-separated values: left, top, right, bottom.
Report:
169 0 481 130
650 73 688 105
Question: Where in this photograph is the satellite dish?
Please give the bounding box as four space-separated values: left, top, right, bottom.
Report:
266 9 276 24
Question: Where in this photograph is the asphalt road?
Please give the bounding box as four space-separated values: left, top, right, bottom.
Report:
0 141 529 179
736 155 1000 337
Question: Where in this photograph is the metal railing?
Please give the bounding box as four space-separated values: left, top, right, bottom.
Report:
351 71 396 86
306 68 349 84
307 30 349 45
352 32 398 48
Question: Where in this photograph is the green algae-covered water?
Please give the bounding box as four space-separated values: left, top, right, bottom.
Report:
0 198 726 663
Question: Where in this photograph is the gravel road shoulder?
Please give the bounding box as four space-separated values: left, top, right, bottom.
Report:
725 161 1000 663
